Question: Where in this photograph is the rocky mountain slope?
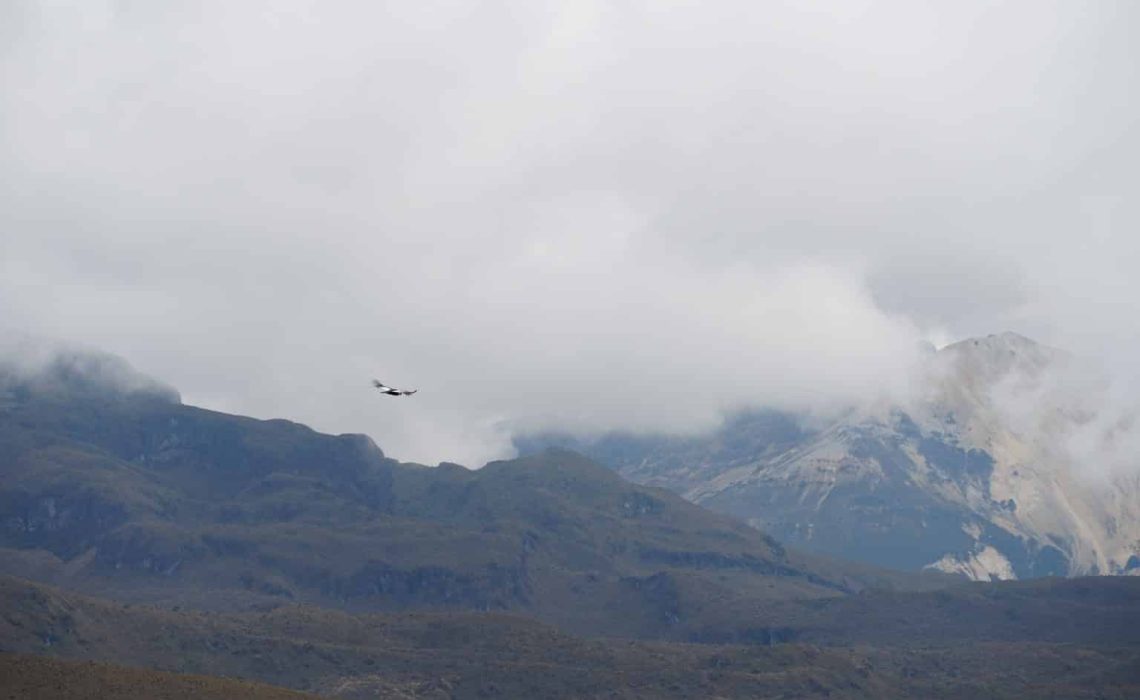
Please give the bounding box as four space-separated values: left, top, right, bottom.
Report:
520 333 1140 581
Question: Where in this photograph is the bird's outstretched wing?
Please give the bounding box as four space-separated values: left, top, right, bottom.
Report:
372 379 416 396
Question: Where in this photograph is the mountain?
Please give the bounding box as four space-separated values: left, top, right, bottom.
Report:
7 344 1140 698
0 345 933 645
518 333 1140 581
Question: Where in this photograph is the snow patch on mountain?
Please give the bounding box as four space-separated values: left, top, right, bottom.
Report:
927 546 1017 581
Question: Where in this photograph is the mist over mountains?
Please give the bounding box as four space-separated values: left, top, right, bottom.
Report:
4 2 1140 467
0 335 180 405
520 332 1140 581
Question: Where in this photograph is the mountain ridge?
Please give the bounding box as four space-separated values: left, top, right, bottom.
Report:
0 350 938 645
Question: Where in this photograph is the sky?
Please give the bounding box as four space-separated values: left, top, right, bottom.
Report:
2 1 1138 466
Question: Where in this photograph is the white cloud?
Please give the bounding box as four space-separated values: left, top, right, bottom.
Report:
2 1 1138 464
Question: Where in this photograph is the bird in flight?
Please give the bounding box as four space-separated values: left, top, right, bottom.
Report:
372 379 417 396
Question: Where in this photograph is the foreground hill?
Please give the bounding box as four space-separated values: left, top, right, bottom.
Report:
520 333 1140 580
0 652 318 700
0 347 932 644
4 575 1140 699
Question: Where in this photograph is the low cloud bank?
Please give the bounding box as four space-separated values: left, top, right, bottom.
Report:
2 2 1138 465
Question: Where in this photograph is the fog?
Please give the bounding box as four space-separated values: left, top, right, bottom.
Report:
2 1 1137 465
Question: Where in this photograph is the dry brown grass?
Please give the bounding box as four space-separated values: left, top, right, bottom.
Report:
0 653 319 700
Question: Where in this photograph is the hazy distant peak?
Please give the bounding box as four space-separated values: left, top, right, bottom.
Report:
934 331 1069 385
942 331 1050 354
0 336 180 404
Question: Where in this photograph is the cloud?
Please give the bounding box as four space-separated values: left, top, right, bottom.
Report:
1 1 1138 464
0 332 180 403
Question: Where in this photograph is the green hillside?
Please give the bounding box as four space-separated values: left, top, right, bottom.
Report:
4 576 1140 699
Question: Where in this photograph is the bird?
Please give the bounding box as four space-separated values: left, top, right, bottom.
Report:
372 379 417 396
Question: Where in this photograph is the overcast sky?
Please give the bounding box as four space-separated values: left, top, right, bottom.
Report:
2 1 1138 465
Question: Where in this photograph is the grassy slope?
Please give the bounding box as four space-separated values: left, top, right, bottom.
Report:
3 575 1140 699
0 653 319 700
